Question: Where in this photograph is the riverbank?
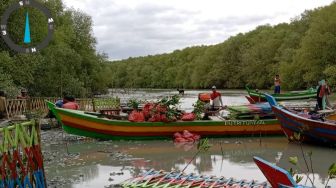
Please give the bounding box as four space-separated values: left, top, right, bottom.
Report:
42 128 130 188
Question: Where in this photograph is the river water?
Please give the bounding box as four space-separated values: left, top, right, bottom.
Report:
43 89 336 188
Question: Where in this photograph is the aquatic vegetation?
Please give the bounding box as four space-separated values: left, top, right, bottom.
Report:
288 132 336 187
181 138 212 172
192 100 206 120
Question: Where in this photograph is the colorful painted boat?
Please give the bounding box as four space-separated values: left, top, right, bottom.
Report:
246 87 317 103
227 103 336 121
47 101 282 140
121 156 311 188
320 109 336 121
253 157 311 188
265 94 336 146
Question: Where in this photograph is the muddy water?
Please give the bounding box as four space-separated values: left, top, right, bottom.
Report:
43 89 336 188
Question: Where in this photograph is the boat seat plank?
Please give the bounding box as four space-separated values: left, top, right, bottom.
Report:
209 116 225 121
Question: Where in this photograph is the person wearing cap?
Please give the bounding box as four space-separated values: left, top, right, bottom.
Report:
210 86 223 110
17 89 29 99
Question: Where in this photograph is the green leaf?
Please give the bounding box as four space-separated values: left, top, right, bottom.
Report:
307 151 313 157
128 98 140 109
192 100 206 120
289 156 298 165
289 168 294 176
295 175 303 183
293 132 301 141
328 163 336 179
197 138 212 152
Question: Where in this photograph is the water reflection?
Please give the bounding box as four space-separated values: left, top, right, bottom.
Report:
278 143 336 182
43 136 336 188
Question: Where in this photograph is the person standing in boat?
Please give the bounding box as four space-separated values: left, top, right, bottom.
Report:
318 79 327 110
274 75 281 94
325 80 332 109
317 80 323 110
210 86 223 110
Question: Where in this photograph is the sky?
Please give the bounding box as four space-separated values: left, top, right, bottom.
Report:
64 0 334 60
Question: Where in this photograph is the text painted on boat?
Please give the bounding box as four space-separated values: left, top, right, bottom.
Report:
223 120 266 126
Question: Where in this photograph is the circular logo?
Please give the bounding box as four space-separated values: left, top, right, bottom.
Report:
1 0 54 53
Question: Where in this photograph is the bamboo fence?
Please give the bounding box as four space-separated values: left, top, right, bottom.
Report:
2 97 120 119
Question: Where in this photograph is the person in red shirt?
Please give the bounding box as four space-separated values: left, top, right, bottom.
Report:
274 75 281 94
62 96 79 110
210 86 223 110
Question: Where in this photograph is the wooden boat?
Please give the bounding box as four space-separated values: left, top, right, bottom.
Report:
226 102 273 119
265 94 336 146
253 157 311 188
228 103 336 121
121 156 311 188
47 102 282 140
246 87 317 103
320 109 336 121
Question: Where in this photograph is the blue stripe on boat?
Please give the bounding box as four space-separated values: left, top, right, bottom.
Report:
274 106 336 135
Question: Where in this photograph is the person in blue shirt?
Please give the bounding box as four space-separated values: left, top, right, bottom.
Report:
46 96 69 118
55 95 70 107
55 99 64 108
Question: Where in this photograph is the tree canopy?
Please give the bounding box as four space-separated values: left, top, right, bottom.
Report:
1 1 336 97
0 0 109 97
106 3 336 90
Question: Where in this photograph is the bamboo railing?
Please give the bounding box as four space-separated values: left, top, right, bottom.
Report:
0 120 47 187
2 97 120 119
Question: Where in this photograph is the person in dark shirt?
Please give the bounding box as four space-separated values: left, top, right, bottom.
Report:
17 89 29 99
316 81 322 110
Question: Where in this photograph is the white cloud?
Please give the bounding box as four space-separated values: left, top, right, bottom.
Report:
63 0 334 60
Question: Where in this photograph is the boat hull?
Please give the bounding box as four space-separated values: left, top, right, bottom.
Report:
272 106 336 146
246 88 317 103
47 102 282 140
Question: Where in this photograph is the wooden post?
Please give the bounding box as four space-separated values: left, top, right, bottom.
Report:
92 97 96 112
4 97 9 119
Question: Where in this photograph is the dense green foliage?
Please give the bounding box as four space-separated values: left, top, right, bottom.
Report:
2 1 336 97
0 0 109 97
107 3 336 90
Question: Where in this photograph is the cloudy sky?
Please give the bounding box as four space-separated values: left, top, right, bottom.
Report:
64 0 333 60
